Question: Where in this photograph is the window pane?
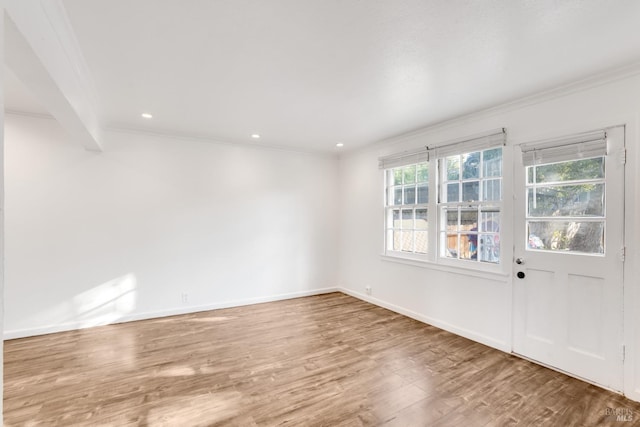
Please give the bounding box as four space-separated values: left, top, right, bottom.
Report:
480 210 500 232
447 156 460 180
530 157 604 184
446 209 459 232
460 234 475 260
417 163 428 182
445 234 458 258
527 221 604 254
393 230 402 251
402 230 414 252
462 152 480 179
401 209 413 229
483 148 502 177
462 181 479 201
417 184 429 203
393 187 402 205
527 184 604 217
392 209 401 228
479 234 500 263
415 209 428 230
483 179 501 201
403 165 416 184
460 208 478 232
447 183 460 202
404 186 416 204
415 231 428 253
394 169 403 185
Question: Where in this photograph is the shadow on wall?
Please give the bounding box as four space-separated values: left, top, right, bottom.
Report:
68 273 137 329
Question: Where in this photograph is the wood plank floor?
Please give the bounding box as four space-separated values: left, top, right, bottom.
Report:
4 292 640 426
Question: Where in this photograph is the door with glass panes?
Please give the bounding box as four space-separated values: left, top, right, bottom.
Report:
513 126 625 391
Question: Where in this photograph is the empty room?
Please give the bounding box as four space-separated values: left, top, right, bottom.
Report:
2 0 640 425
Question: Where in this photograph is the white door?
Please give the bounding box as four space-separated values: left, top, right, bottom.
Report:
513 126 625 391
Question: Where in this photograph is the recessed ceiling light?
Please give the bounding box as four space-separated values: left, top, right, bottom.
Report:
336 142 344 148
251 134 261 139
141 113 153 119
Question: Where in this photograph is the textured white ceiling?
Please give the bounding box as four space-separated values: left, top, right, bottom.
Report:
8 0 640 152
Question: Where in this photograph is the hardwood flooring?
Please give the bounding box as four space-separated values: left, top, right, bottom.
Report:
4 292 640 426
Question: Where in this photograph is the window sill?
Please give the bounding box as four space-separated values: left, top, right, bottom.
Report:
380 253 511 281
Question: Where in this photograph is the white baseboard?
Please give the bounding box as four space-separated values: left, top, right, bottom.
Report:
338 287 510 353
3 287 339 340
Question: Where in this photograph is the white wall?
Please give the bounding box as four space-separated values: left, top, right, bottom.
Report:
4 114 338 338
337 69 640 401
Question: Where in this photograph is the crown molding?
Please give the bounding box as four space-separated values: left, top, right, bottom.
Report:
375 61 640 149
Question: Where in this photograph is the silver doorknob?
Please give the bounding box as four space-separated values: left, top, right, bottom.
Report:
515 258 524 265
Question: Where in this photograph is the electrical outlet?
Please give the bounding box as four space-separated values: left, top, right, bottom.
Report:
181 293 189 303
365 286 372 295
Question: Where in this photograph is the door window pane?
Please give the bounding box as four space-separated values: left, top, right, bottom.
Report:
527 157 604 184
526 154 606 256
527 184 604 217
527 221 604 254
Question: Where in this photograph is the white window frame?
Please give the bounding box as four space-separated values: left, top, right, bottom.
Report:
381 129 506 273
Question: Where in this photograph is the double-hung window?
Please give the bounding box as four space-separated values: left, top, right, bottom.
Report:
439 146 503 264
381 129 505 267
382 150 430 259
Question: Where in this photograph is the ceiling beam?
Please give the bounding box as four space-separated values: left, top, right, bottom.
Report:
4 0 102 151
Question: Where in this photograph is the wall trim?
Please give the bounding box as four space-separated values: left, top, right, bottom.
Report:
3 287 339 340
338 287 510 353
